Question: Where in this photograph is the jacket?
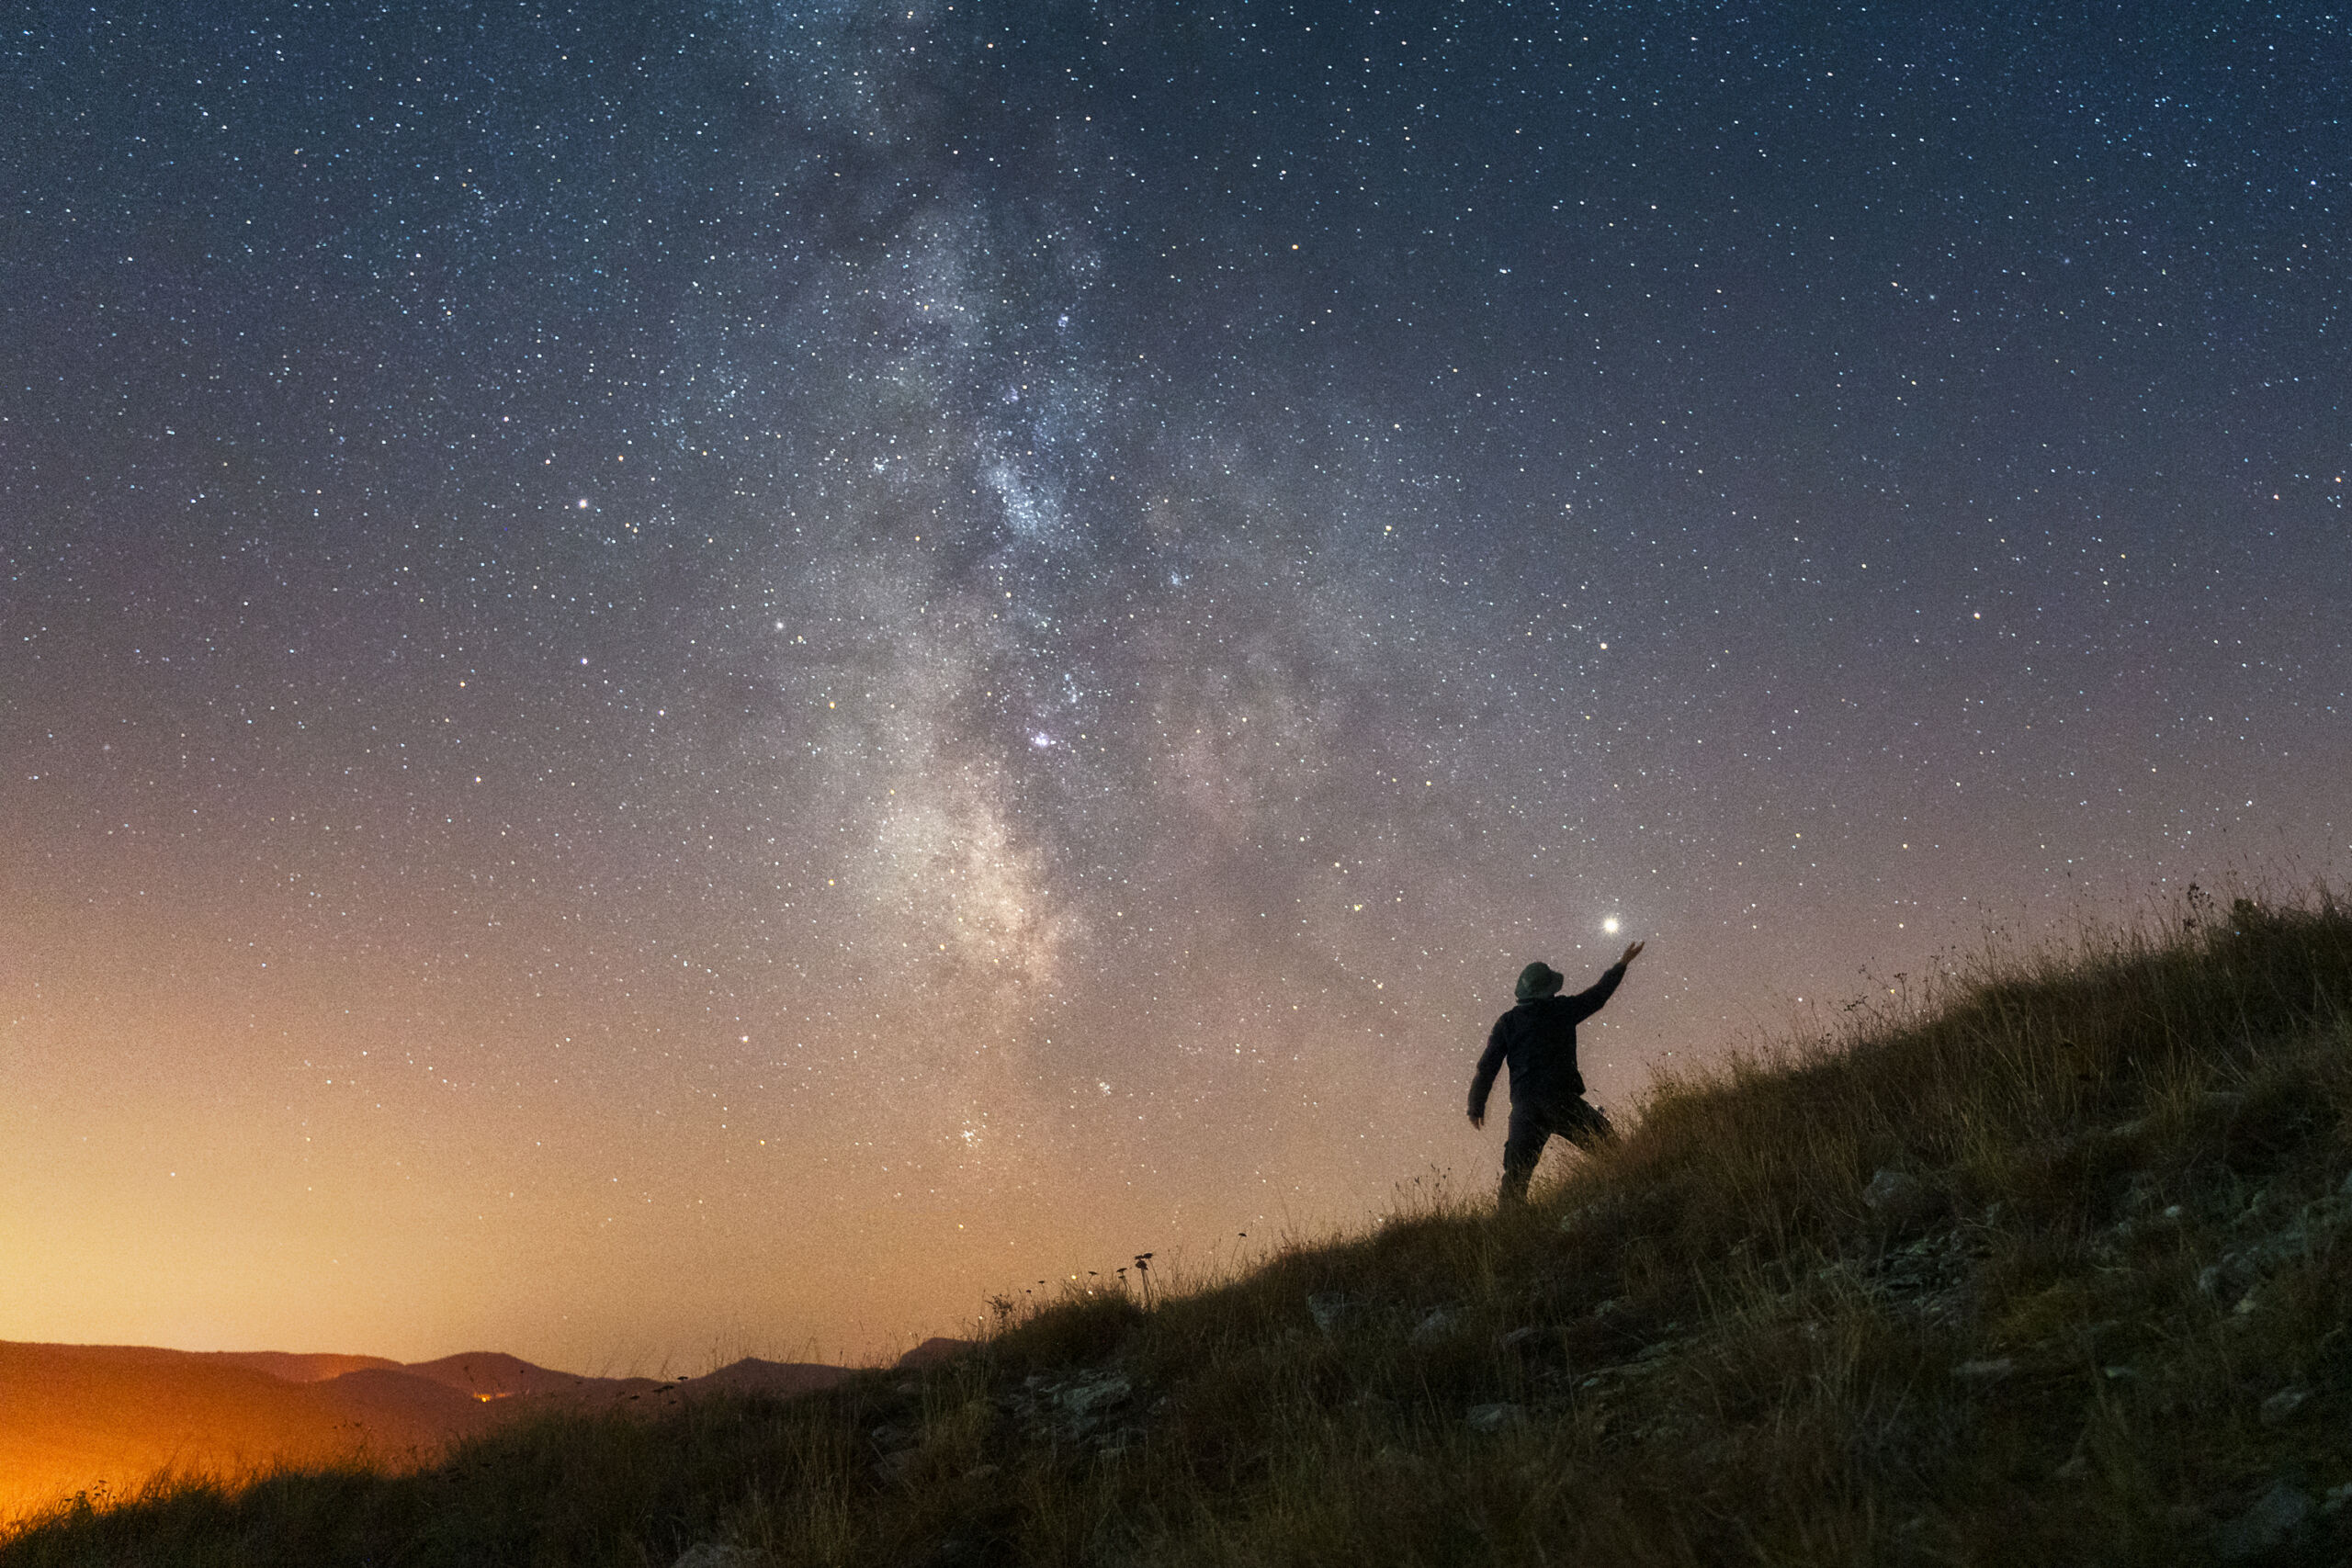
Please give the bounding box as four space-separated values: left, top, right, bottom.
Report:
1467 962 1626 1119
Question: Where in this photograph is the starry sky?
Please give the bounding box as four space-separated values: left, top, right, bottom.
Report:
4 1 2345 1370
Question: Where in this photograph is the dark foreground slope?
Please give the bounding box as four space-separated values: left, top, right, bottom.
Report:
7 897 2350 1567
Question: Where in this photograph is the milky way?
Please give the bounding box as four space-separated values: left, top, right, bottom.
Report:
4 2 2344 1366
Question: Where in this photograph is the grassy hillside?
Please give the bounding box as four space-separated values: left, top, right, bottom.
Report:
7 893 2350 1567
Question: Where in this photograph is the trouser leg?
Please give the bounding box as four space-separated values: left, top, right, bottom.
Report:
1500 1099 1615 1205
1554 1095 1616 1150
1499 1107 1551 1206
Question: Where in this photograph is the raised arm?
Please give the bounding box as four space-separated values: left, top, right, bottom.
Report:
1467 1024 1508 1129
1563 942 1643 1023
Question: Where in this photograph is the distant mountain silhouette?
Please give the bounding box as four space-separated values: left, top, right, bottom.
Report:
664 1357 850 1399
0 1342 494 1517
894 1337 974 1370
0 1339 856 1519
399 1351 657 1402
203 1350 404 1383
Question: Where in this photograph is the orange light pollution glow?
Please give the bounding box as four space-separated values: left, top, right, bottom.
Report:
4 2 2346 1379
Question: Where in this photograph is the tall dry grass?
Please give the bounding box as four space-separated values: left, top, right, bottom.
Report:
7 890 2349 1566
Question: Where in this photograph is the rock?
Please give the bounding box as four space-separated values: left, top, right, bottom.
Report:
869 1424 918 1452
1409 1309 1457 1344
1863 1168 1922 1212
1498 1325 1547 1355
1057 1371 1132 1418
2201 1090 2248 1116
2200 1193 2352 1311
1862 1168 1944 1228
1557 1194 1626 1235
2324 1483 2352 1516
875 1448 922 1484
1951 1358 2016 1382
2290 1193 2352 1242
1007 1365 1148 1447
2258 1387 2310 1427
2214 1483 2312 1559
964 1464 1001 1483
1306 1292 1353 1336
1464 1402 1527 1434
674 1546 768 1568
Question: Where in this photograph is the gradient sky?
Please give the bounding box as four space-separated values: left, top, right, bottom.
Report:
4 1 2344 1370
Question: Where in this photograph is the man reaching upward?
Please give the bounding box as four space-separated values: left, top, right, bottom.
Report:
1469 941 1644 1205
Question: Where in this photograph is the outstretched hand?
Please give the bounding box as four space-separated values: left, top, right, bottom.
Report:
1619 940 1645 966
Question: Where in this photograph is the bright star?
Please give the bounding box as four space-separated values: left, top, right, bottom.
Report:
1603 916 1621 934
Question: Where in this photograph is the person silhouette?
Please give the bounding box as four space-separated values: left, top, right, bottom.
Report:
1468 942 1643 1205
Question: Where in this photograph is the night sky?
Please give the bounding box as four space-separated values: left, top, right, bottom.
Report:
4 2 2345 1370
